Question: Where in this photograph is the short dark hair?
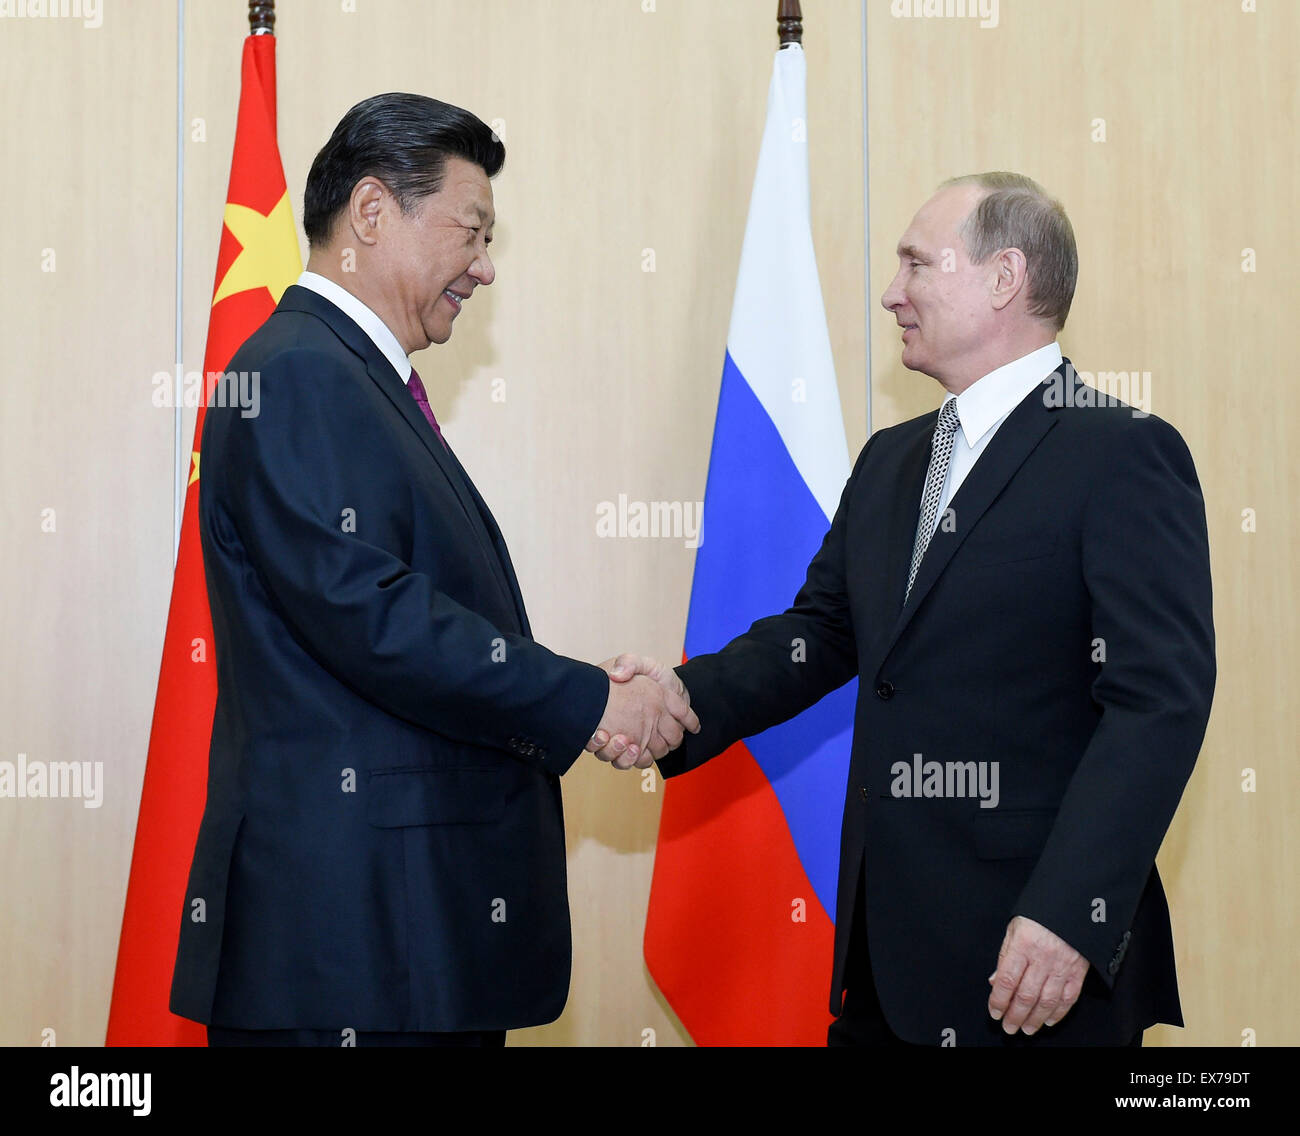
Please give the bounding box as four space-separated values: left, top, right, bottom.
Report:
303 92 505 246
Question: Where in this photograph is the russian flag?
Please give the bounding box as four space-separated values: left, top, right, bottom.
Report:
644 43 856 1047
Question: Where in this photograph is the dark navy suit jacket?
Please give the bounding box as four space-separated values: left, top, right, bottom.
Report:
658 361 1216 1046
170 285 608 1033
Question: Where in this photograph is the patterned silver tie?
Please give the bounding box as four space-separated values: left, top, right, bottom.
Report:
904 398 962 604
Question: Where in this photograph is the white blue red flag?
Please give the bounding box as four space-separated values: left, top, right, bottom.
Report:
644 42 856 1046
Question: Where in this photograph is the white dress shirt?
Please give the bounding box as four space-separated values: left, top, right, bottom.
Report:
927 341 1063 539
295 270 412 384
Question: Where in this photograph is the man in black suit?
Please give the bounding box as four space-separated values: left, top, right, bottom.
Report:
170 93 697 1047
601 172 1215 1046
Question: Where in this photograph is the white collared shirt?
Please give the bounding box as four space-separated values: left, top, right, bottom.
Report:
295 270 412 383
928 341 1063 538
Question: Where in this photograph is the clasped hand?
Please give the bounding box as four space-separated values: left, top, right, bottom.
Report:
584 655 699 770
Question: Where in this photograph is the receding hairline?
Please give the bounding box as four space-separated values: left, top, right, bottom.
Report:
939 173 1051 236
895 183 991 256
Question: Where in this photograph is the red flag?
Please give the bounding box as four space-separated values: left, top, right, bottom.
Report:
106 33 301 1046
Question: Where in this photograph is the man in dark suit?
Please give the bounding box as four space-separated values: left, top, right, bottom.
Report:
601 172 1215 1046
170 93 697 1047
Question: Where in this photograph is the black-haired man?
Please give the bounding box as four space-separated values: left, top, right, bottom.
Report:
170 93 697 1047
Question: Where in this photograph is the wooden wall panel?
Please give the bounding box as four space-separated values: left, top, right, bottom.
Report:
0 0 177 1046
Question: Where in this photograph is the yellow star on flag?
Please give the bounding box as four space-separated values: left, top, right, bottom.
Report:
189 451 201 486
212 190 302 307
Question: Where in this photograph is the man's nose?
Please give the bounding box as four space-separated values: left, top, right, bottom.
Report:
881 271 904 312
472 251 495 287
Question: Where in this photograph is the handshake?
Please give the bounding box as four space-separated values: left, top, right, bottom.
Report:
584 654 700 770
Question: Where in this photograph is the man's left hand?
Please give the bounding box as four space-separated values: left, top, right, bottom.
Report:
987 915 1088 1035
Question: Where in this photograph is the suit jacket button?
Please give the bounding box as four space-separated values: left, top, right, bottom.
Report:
860 786 870 801
875 681 895 700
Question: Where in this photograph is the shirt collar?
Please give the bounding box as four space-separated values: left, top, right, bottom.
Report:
295 270 412 382
947 341 1063 448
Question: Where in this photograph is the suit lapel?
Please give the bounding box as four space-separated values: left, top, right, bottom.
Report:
884 424 934 616
440 443 533 638
362 360 526 635
276 286 526 633
876 363 1070 664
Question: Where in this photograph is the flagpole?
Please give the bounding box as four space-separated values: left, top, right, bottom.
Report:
777 0 801 46
249 0 275 33
776 1 872 441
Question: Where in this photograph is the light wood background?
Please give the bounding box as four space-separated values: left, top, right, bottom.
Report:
0 0 1292 1047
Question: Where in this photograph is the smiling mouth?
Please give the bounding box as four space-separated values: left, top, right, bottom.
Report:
442 289 468 313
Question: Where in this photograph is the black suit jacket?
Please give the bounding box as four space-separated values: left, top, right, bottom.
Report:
169 285 609 1033
658 360 1215 1046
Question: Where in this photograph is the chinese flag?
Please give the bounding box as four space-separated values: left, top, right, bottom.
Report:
106 32 301 1046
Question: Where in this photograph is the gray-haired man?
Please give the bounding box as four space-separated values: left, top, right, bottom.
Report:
605 173 1215 1047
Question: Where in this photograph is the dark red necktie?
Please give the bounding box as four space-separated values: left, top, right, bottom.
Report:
406 367 447 449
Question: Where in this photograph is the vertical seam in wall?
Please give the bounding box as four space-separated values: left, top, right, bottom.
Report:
173 0 185 564
861 0 872 439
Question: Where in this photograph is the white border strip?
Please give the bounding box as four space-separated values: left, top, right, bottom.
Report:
172 0 186 563
860 0 872 438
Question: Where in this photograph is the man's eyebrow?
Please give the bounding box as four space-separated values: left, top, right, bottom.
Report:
897 242 926 260
470 204 495 229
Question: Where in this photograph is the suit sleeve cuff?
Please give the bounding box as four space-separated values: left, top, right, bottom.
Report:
533 662 609 777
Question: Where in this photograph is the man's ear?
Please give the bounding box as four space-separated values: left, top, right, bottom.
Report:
989 246 1028 312
346 177 389 246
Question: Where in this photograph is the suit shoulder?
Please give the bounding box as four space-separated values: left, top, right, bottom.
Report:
1045 366 1186 440
1051 397 1192 457
226 310 359 384
204 328 371 460
844 408 941 483
1049 398 1202 493
860 407 936 450
218 313 373 428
